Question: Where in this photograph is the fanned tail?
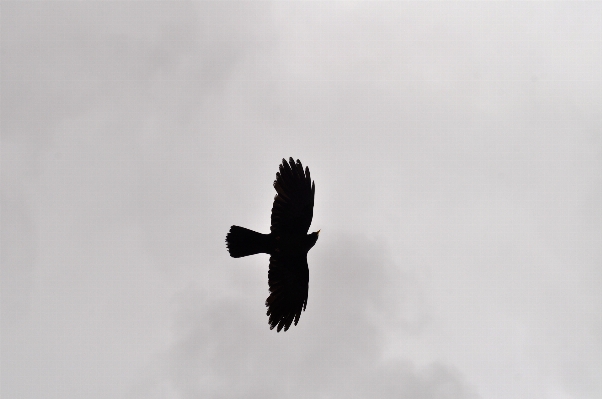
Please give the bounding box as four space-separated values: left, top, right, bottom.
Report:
226 226 272 258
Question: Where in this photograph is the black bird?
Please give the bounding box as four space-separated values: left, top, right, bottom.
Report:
226 158 320 332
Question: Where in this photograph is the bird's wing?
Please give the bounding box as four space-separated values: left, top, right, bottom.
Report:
265 254 309 332
270 157 315 235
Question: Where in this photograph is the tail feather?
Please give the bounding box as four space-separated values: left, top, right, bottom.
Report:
226 226 272 258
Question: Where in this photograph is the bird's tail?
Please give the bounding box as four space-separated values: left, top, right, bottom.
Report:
226 226 272 258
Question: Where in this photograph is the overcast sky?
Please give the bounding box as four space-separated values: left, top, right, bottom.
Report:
2 2 601 398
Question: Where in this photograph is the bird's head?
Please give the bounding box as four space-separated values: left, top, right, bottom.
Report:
308 229 320 250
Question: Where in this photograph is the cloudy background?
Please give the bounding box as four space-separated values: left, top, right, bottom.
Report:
2 2 601 398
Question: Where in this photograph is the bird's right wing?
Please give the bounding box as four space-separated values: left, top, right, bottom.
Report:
270 158 315 235
265 254 309 332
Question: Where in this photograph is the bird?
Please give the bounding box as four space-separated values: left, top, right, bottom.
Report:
226 158 320 332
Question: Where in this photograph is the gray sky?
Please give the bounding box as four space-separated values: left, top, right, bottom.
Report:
2 2 601 398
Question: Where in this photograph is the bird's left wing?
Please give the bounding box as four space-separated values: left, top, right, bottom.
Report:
265 254 309 332
270 158 315 235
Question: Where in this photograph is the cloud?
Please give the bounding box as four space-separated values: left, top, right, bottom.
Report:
0 184 36 324
3 2 600 398
141 233 478 399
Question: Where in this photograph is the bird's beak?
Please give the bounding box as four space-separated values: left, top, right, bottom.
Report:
317 229 320 236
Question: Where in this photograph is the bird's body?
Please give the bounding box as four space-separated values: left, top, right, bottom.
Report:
226 158 319 332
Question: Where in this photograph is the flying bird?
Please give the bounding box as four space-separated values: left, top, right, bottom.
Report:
226 158 320 332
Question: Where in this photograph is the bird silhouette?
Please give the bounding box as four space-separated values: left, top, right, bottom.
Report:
226 158 319 332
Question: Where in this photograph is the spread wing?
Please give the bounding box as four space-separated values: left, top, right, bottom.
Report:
265 254 309 332
270 158 315 235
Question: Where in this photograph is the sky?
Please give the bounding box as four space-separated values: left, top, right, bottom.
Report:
1 2 601 398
